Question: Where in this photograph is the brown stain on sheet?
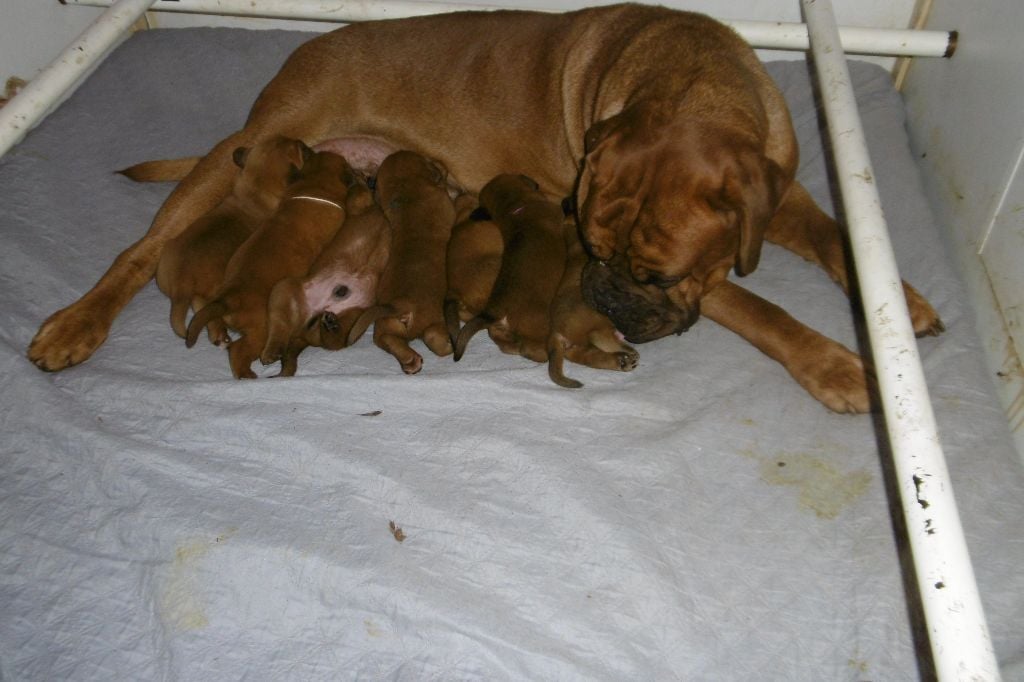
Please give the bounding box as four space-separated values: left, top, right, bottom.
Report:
759 452 872 520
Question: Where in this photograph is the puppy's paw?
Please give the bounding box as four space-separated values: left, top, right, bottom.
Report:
902 281 944 337
616 349 639 371
790 342 872 414
400 352 423 375
28 302 111 371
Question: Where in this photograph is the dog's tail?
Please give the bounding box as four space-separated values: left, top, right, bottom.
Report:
345 304 394 348
443 296 463 349
169 297 191 339
453 313 492 362
547 333 583 389
185 300 226 348
116 156 201 183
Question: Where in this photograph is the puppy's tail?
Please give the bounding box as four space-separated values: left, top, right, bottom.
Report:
186 300 226 348
547 333 583 389
345 304 394 348
116 156 201 182
169 297 190 339
453 313 491 362
443 296 463 349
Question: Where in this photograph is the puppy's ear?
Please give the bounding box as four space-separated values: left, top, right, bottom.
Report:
429 158 449 185
728 156 785 277
469 206 492 221
232 147 250 169
577 110 644 261
287 140 314 171
560 195 576 217
518 174 540 191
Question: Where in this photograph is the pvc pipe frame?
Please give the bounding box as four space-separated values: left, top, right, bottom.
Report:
801 0 1000 679
0 0 158 158
0 0 996 678
66 0 957 57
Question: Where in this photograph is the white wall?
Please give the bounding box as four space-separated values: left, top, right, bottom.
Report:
1 0 918 88
902 1 1024 453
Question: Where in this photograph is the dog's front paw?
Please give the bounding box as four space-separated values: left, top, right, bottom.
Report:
400 352 423 375
901 281 945 337
28 302 111 371
790 342 872 414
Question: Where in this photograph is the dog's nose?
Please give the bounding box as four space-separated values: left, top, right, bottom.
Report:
321 312 340 333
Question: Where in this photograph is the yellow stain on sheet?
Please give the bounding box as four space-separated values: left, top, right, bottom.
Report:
364 619 385 638
759 453 871 520
160 529 237 632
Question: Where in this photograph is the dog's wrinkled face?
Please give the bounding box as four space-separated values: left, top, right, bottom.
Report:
576 108 783 342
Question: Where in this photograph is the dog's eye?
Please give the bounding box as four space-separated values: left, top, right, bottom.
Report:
333 285 350 299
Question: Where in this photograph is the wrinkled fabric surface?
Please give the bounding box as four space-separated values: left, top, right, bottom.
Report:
1 27 1022 681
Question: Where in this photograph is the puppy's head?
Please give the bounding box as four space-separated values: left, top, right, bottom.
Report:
477 174 544 220
373 150 448 207
231 136 314 212
576 106 785 334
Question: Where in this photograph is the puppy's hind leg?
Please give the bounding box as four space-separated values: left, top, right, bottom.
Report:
422 322 453 358
373 318 422 375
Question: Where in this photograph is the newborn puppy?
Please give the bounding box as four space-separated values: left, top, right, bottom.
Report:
186 151 356 378
548 220 639 388
443 194 504 347
260 177 391 376
346 151 455 374
454 174 566 363
155 135 306 345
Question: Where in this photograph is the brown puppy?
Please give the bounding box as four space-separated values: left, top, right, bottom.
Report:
261 176 391 376
443 194 504 347
154 135 306 345
186 151 355 378
28 6 942 412
346 151 454 374
548 221 639 388
454 175 566 364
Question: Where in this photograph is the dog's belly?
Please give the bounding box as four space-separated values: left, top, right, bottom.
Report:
313 137 396 177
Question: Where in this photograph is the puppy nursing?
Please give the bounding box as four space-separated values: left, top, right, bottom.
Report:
261 176 390 376
155 135 304 345
453 175 567 364
186 149 354 378
346 151 456 374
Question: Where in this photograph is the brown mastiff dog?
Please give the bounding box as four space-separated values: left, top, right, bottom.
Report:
26 3 941 411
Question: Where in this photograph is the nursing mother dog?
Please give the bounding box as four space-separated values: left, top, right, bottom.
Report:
27 3 943 412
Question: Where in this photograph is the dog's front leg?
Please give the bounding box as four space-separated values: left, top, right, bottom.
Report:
27 131 252 372
701 280 873 413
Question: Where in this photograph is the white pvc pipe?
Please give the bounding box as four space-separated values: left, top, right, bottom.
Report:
0 0 158 159
801 0 1000 680
66 0 957 57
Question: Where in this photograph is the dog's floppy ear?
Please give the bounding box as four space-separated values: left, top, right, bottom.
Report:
725 156 785 277
576 110 645 261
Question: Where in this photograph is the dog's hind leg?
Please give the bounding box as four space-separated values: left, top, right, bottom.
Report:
28 130 259 371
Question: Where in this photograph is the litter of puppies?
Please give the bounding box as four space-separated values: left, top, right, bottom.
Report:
160 144 639 388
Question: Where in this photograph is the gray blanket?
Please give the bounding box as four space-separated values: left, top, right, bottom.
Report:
1 26 1022 681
